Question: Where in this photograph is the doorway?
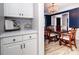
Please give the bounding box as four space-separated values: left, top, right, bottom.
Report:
56 17 61 32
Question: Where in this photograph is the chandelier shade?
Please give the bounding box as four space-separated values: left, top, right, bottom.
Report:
47 3 58 14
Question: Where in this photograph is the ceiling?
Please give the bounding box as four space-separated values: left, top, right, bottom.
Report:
44 3 79 15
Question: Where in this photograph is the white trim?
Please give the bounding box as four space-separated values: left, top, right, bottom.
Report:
37 3 44 55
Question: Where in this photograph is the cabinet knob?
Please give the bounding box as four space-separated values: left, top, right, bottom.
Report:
22 13 23 16
24 43 25 48
29 36 31 38
13 39 16 42
21 44 22 49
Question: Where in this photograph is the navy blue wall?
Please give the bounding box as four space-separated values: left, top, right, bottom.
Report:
69 8 79 28
45 15 51 27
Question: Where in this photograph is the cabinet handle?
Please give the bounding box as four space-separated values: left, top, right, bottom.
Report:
13 39 16 42
22 13 23 16
29 36 31 38
24 43 25 48
21 44 22 49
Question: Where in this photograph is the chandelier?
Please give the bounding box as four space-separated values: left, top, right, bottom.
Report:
47 3 58 14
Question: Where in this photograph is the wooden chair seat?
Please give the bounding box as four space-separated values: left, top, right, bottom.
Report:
60 36 70 40
50 33 58 37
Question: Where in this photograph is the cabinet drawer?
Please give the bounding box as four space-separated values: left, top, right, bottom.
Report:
22 34 37 41
1 36 22 45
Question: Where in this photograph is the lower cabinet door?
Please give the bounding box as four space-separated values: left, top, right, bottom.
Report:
1 39 37 55
22 39 37 55
1 42 22 55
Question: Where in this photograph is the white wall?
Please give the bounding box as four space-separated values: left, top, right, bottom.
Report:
33 4 38 30
33 3 44 55
37 3 44 55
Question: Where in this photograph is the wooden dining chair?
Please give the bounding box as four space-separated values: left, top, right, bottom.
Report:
44 27 50 41
44 26 58 43
59 28 77 50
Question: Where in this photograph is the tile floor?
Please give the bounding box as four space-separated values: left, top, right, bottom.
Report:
45 40 79 55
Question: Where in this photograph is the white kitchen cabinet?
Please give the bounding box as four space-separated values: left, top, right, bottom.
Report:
22 34 37 55
4 3 18 17
1 33 37 55
22 34 37 41
20 3 33 18
1 42 23 55
1 36 23 45
1 35 23 55
22 39 37 55
4 3 34 18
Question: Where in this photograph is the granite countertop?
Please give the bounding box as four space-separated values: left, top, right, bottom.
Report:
0 29 37 38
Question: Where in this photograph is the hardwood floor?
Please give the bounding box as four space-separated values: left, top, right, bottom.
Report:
45 40 79 55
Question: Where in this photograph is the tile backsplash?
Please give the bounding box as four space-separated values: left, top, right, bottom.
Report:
5 17 33 30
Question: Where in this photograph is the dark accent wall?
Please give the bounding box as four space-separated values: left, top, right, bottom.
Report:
69 8 79 28
45 15 51 27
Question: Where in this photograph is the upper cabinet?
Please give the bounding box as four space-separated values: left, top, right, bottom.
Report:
4 3 34 18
